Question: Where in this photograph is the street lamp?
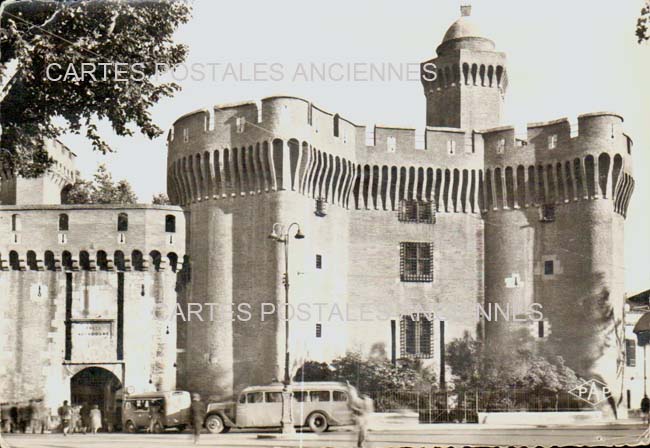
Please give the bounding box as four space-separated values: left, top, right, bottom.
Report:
268 222 304 434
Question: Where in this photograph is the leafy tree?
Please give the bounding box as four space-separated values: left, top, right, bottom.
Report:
295 352 437 393
62 163 137 204
638 1 650 43
446 330 581 394
152 192 171 205
0 0 191 177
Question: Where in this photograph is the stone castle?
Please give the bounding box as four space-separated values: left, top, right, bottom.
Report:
0 8 637 418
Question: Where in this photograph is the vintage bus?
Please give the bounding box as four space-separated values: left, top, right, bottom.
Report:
204 382 359 433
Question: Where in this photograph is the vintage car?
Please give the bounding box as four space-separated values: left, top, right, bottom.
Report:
122 390 191 433
204 381 358 433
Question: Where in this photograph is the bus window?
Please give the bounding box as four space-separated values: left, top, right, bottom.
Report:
293 391 309 402
333 391 348 402
309 391 330 402
266 392 282 403
239 394 246 404
247 392 264 404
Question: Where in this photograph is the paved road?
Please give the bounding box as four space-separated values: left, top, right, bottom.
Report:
2 425 648 448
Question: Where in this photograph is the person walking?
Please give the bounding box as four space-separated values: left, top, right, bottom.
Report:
29 400 40 434
89 405 102 434
57 401 72 436
148 401 162 433
190 393 204 445
346 382 372 448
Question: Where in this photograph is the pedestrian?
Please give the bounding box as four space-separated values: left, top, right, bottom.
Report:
0 403 11 434
57 400 72 436
89 405 102 434
29 400 40 434
642 395 650 425
148 401 162 433
190 393 204 445
80 402 90 434
347 382 373 448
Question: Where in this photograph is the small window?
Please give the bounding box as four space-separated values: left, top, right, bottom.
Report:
59 213 69 231
333 391 348 402
265 392 282 403
548 134 557 149
496 139 505 154
387 136 396 153
293 391 309 402
400 242 433 282
247 392 263 404
540 204 555 222
117 213 128 231
400 314 434 358
236 117 246 133
239 394 246 404
333 114 340 137
447 140 456 155
626 339 636 367
165 215 176 233
316 255 322 269
309 391 330 402
183 128 189 142
398 200 435 224
544 260 554 275
538 321 545 338
315 323 322 338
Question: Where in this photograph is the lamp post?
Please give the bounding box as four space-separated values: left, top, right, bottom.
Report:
268 222 304 434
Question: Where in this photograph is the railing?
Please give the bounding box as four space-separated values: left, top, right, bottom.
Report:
367 388 595 423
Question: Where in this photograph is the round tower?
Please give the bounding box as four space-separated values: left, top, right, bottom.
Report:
482 113 635 417
421 5 507 131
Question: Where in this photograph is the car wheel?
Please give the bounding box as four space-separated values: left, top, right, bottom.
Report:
152 421 164 434
307 412 328 433
205 414 225 434
124 420 137 433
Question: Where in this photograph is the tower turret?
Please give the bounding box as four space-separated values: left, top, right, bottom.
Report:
421 5 507 131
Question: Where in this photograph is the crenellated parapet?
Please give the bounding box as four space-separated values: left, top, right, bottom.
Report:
0 204 186 272
479 113 635 217
167 96 487 214
0 140 77 206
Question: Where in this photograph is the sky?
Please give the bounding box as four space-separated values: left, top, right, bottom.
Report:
59 0 649 294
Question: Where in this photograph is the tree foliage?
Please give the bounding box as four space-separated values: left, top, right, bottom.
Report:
0 0 191 176
151 192 171 205
294 352 437 393
62 163 137 204
638 1 650 43
446 330 581 394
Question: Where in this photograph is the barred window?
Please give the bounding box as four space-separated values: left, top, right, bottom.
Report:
626 339 636 367
400 242 433 282
400 314 434 358
398 200 435 224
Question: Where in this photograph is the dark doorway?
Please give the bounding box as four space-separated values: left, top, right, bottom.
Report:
70 367 122 429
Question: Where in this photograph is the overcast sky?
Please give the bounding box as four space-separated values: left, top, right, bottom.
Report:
59 0 649 294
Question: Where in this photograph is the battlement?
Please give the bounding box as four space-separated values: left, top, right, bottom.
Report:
480 112 632 167
0 204 185 272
